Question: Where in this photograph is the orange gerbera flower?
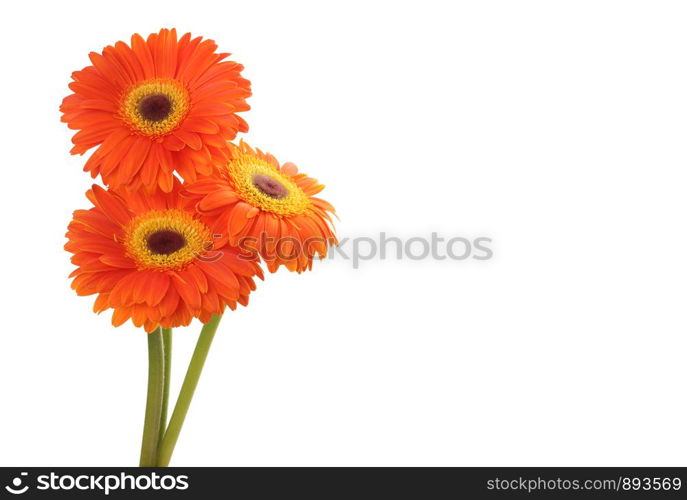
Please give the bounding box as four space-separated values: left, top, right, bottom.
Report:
184 141 337 273
65 183 263 332
60 28 251 192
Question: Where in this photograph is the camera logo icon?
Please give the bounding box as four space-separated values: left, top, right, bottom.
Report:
5 472 29 495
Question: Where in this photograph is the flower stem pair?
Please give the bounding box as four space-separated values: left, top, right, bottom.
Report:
139 314 222 466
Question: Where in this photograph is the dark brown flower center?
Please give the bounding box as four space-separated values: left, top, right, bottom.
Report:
138 94 172 122
253 174 287 199
146 230 186 255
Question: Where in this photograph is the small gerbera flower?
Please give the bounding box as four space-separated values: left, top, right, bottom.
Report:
60 28 251 192
65 183 263 332
184 140 337 273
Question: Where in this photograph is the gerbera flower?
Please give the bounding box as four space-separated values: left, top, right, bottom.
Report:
184 140 337 273
60 28 251 192
65 183 263 332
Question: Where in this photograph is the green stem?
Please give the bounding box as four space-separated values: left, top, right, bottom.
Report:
139 328 165 467
157 314 222 466
159 327 173 444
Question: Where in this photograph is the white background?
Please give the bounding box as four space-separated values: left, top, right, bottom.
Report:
0 0 685 466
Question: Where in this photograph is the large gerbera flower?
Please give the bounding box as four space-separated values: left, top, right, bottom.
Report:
60 28 251 192
184 141 337 273
65 183 263 332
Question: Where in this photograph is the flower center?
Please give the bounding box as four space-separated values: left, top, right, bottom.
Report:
225 151 312 217
124 209 211 270
138 94 172 122
252 174 287 199
121 79 190 137
146 229 186 255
